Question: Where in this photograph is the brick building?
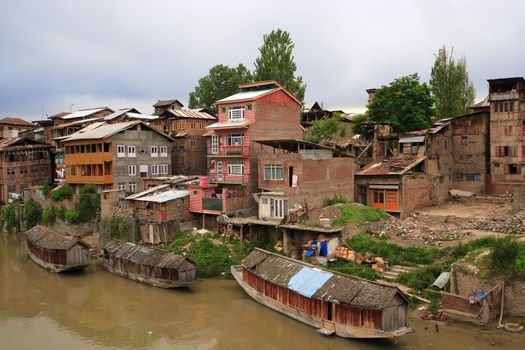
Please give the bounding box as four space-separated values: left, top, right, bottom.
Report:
0 117 36 139
487 77 525 192
189 81 302 220
0 137 52 204
63 121 174 193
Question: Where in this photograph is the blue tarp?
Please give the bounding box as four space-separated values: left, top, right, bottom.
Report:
287 267 333 298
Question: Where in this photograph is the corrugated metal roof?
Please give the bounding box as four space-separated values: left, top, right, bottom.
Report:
103 109 133 121
25 225 90 251
125 112 158 120
205 120 254 129
287 267 333 298
169 108 216 120
356 156 426 176
62 108 110 120
432 272 451 289
217 88 276 103
126 189 188 203
63 121 138 141
399 136 425 143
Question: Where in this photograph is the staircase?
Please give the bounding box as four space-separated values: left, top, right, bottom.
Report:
381 265 416 280
317 320 336 336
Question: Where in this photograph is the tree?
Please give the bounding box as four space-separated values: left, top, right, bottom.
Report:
367 74 434 132
188 64 253 114
430 46 475 118
51 183 73 202
303 113 345 143
23 198 42 229
254 29 306 101
75 184 99 223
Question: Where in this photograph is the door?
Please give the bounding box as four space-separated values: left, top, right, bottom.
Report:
211 135 218 153
327 302 333 321
385 190 399 211
371 190 385 209
216 161 223 182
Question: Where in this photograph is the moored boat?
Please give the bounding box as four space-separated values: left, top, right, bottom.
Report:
101 239 198 288
232 248 414 339
25 225 91 273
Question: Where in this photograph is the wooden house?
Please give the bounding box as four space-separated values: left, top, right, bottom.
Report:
232 248 413 338
25 225 91 272
102 240 198 288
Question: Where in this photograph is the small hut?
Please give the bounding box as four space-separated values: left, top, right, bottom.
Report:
231 248 413 338
25 225 91 272
101 239 198 288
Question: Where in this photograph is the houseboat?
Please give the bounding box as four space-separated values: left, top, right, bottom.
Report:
231 248 414 339
101 239 198 288
25 225 91 272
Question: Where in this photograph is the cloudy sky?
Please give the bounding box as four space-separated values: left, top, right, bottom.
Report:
1 0 524 120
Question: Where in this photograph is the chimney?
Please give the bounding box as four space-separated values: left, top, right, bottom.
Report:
366 88 378 104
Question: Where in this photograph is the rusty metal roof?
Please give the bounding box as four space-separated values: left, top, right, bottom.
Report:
356 156 426 176
0 117 35 126
241 248 407 309
25 225 90 251
0 137 51 150
168 107 216 120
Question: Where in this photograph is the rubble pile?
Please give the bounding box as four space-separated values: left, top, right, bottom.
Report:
460 210 525 234
382 217 465 245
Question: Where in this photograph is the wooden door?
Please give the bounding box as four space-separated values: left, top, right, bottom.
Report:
385 190 399 211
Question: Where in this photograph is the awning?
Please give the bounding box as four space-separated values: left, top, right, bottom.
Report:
399 136 425 143
205 120 254 130
287 267 333 298
369 184 399 190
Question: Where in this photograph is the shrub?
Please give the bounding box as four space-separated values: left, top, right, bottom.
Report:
51 184 73 202
42 205 57 225
23 198 42 229
328 260 380 280
189 237 237 278
324 196 348 206
100 216 133 242
75 184 99 223
42 180 50 197
58 205 66 221
65 209 80 224
397 265 443 291
4 203 19 233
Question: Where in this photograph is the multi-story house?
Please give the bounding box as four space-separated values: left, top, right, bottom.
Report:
0 137 52 204
152 99 184 116
487 77 525 192
0 117 37 139
189 80 302 221
256 139 354 222
63 121 174 192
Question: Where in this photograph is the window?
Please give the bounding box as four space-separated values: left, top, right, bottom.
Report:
159 164 169 175
140 164 148 177
117 182 126 190
151 146 158 157
247 104 252 111
507 164 520 175
128 145 136 157
510 102 514 112
270 198 287 218
465 173 481 181
211 135 219 153
151 164 158 175
261 198 268 205
461 136 468 145
129 182 137 192
227 161 244 175
264 164 284 180
117 145 125 157
228 106 245 120
160 146 168 157
128 165 136 176
228 133 244 146
221 107 226 114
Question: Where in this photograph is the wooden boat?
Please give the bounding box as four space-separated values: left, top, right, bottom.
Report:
25 225 91 273
101 239 198 288
231 248 414 339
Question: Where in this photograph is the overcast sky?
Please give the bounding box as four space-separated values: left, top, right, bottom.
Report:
1 0 524 120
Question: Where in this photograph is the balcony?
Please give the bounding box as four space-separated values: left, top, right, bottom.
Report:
208 172 249 184
208 145 249 157
202 198 223 211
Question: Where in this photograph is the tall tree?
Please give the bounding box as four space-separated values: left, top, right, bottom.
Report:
367 74 434 132
188 64 252 114
253 29 306 101
430 46 475 118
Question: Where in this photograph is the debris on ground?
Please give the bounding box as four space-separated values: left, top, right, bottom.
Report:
459 210 525 235
381 217 466 245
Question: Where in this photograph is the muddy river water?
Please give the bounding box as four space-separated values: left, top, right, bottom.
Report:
0 235 522 350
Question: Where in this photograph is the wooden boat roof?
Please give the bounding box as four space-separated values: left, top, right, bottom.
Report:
241 248 407 310
103 239 194 270
25 225 90 251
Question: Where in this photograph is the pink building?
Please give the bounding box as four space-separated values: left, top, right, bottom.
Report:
189 81 302 218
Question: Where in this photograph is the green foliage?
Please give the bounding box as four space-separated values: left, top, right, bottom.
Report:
448 237 498 259
189 237 239 278
58 205 66 221
42 180 50 197
430 46 475 118
367 73 434 132
65 209 80 224
23 198 42 229
3 203 18 233
75 184 99 223
328 260 380 280
346 233 445 266
324 195 348 206
100 216 133 242
51 184 73 202
397 265 443 291
351 113 370 135
188 64 253 114
254 28 306 101
303 113 344 143
488 237 525 280
42 205 57 225
332 203 388 226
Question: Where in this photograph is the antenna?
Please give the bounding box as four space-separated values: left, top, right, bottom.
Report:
70 104 75 112
41 105 45 120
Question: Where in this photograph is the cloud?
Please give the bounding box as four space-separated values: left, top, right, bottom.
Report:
1 0 524 119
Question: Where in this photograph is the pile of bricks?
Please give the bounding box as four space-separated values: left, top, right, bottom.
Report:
460 210 525 234
382 217 465 245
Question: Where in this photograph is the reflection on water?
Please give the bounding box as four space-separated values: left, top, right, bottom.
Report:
0 234 520 350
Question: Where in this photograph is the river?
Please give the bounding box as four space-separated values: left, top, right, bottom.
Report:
0 234 521 350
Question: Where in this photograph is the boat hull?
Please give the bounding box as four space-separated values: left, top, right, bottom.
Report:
28 249 89 273
101 259 198 288
231 265 413 339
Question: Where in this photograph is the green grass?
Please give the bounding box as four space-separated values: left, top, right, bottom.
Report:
332 203 388 226
328 260 380 280
397 265 443 291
